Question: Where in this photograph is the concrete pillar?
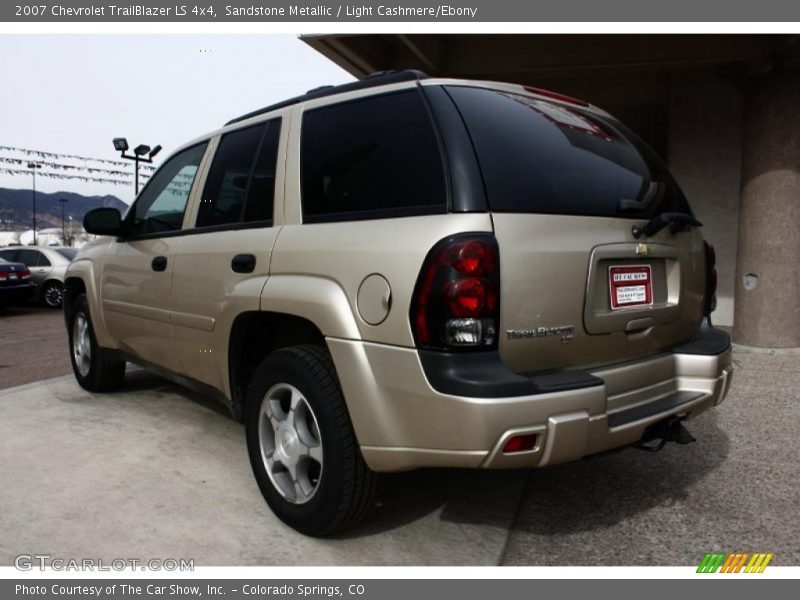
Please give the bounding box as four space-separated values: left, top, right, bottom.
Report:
668 69 743 327
734 70 800 347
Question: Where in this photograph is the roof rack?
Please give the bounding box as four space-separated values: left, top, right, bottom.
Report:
225 70 429 126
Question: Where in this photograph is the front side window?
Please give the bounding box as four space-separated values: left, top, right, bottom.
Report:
300 90 447 222
196 118 280 228
129 142 208 236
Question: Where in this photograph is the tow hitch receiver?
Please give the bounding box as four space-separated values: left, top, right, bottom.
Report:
636 416 696 453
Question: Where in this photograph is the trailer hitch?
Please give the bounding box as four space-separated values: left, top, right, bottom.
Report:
635 416 696 453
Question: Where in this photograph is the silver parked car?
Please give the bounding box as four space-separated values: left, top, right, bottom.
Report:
0 246 76 308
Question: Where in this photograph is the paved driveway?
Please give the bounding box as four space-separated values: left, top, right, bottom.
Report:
0 351 797 566
0 306 71 390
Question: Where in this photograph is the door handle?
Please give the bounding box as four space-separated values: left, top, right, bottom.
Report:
231 254 256 274
151 256 168 272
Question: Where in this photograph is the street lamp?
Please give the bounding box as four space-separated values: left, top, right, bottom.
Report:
112 138 162 195
27 162 42 245
59 198 68 245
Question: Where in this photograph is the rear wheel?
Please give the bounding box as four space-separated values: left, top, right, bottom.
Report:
245 345 380 536
41 280 63 308
68 294 126 392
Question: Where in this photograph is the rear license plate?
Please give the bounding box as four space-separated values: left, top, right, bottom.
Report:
8 273 17 280
609 265 653 310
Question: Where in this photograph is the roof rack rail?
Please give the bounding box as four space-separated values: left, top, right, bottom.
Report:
225 70 429 126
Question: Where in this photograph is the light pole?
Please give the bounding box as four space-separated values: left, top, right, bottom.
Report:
59 198 68 244
27 162 41 245
112 138 162 196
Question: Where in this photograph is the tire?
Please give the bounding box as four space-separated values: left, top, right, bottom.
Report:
41 280 63 309
245 344 380 536
68 294 126 392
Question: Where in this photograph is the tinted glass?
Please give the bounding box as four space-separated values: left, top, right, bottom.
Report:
37 252 51 267
16 249 40 266
0 250 16 262
131 143 207 235
199 124 261 228
243 121 280 223
55 248 77 261
301 90 446 222
447 86 691 218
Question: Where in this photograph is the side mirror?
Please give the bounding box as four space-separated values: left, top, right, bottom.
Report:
83 207 124 237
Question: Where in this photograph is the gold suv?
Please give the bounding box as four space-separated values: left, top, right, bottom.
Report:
65 71 732 535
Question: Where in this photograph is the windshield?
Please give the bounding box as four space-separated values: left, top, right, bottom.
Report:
446 86 691 219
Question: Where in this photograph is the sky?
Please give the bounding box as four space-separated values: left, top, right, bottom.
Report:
0 34 353 204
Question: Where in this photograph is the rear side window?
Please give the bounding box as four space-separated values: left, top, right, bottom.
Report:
446 86 691 218
197 118 280 228
16 249 41 266
301 90 447 222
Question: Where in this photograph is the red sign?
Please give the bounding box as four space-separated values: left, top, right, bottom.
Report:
609 265 653 310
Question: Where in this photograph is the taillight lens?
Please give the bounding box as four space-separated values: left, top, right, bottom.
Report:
0 272 7 281
19 269 31 280
704 241 717 315
411 235 500 350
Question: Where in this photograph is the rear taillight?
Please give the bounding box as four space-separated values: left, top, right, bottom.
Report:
19 269 31 280
704 241 717 316
411 235 500 350
0 272 6 281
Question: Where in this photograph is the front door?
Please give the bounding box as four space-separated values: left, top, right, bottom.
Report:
100 142 209 371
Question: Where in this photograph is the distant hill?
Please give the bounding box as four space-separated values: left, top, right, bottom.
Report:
0 188 128 230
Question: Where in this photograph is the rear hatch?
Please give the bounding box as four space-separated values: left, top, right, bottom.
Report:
445 85 706 374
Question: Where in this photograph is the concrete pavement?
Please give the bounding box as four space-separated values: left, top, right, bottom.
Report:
0 306 71 390
0 370 525 566
0 351 797 566
503 350 800 565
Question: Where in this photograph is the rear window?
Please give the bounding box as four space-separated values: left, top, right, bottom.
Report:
55 248 77 261
446 86 691 218
301 89 447 223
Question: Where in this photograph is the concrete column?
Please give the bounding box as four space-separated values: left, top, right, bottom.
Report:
668 69 743 328
734 70 800 347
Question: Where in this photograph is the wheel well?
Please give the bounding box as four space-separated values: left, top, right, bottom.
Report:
229 311 326 421
63 278 86 323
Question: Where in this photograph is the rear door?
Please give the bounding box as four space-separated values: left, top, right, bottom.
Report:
169 116 286 394
26 250 53 289
446 85 705 374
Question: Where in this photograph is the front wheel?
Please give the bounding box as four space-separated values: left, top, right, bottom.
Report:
68 294 126 392
245 345 380 536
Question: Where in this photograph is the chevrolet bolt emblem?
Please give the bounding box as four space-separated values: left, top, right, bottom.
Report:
635 243 653 257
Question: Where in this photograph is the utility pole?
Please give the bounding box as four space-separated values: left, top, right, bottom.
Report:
27 162 41 245
59 198 68 244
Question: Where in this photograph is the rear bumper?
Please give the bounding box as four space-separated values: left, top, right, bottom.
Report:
329 326 732 472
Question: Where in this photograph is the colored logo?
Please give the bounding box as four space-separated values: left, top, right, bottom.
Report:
697 552 774 573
